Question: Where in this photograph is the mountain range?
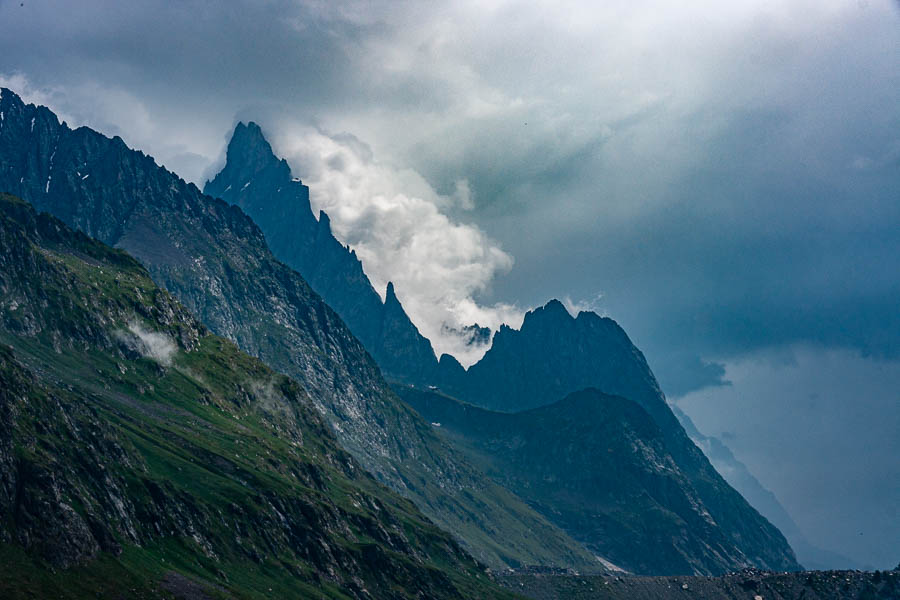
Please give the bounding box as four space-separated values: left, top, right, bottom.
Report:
202 123 798 574
0 192 510 598
399 386 766 575
0 87 806 595
0 87 596 573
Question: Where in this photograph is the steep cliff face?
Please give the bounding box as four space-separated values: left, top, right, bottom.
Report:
0 89 598 572
402 386 787 575
431 300 801 574
204 122 439 384
0 193 514 599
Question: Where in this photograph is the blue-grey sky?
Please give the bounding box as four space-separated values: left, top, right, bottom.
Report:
1 0 898 568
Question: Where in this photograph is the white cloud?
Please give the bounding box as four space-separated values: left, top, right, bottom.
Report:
124 322 177 367
273 124 521 365
561 293 606 318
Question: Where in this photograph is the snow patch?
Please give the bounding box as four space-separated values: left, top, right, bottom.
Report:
595 556 628 573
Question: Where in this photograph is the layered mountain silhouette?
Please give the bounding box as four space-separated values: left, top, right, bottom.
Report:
434 300 801 573
401 386 790 574
200 122 800 574
672 404 871 571
0 87 802 583
0 88 597 572
0 193 511 598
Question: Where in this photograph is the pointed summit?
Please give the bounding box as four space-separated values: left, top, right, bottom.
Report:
521 298 573 329
385 281 398 304
318 209 331 232
206 122 291 195
540 298 571 317
205 121 441 385
226 121 282 173
380 279 438 382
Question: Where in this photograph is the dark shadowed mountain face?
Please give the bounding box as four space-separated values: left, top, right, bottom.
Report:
439 300 665 416
0 89 599 572
430 300 801 574
401 386 795 576
0 194 512 599
204 122 439 384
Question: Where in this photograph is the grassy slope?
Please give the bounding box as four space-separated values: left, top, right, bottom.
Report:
0 194 517 599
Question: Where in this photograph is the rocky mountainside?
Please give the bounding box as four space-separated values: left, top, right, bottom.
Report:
203 122 439 385
428 300 800 574
0 193 515 599
401 386 792 575
0 88 598 572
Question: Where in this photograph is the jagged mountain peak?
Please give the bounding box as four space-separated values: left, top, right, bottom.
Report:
229 121 281 168
0 86 19 107
385 280 398 303
318 209 332 229
209 121 291 190
522 298 572 326
204 118 442 387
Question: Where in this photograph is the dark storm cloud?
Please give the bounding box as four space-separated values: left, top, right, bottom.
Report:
679 347 900 569
2 0 899 567
483 99 900 392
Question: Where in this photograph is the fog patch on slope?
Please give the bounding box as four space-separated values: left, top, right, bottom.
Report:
117 322 177 367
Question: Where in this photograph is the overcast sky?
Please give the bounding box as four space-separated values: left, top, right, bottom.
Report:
1 0 898 568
